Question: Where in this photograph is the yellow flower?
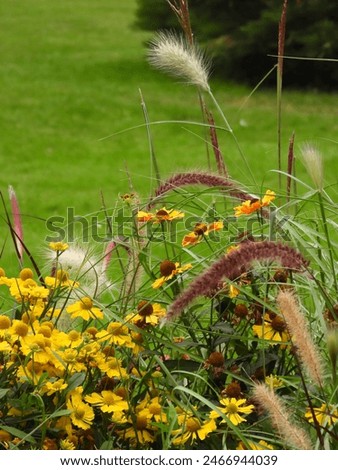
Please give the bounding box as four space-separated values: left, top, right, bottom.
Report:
234 199 261 217
85 390 129 414
265 374 284 389
234 190 275 217
98 356 129 379
16 360 46 385
8 319 29 340
253 312 290 346
117 413 155 447
45 269 79 289
305 403 338 426
59 439 76 450
49 241 69 252
136 396 167 423
128 301 166 327
0 341 12 353
182 221 223 247
237 440 274 450
9 278 49 303
41 379 68 396
172 414 216 446
261 190 276 207
20 333 52 364
0 315 11 339
228 284 240 299
152 260 192 289
67 392 94 430
0 430 12 443
0 270 12 287
137 210 154 222
96 322 133 348
210 397 254 426
66 297 104 321
138 207 184 224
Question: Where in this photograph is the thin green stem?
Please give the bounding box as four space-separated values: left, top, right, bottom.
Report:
318 191 338 292
207 90 257 186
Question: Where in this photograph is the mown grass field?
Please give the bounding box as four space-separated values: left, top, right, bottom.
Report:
0 0 337 268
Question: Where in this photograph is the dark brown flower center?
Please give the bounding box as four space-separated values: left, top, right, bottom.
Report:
271 316 286 332
234 303 248 318
137 300 154 317
186 417 201 432
225 381 242 398
193 223 208 236
160 260 176 277
207 351 224 367
156 209 169 217
136 415 148 430
273 270 288 283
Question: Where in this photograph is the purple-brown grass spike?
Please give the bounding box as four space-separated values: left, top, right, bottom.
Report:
147 171 255 209
164 241 308 323
8 185 24 265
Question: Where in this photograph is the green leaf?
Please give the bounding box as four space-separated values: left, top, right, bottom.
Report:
0 388 10 399
66 372 86 392
0 426 36 444
211 322 235 334
100 440 115 450
162 359 201 372
50 409 71 419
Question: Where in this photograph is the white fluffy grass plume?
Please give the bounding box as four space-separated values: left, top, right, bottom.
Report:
45 243 113 299
148 31 211 91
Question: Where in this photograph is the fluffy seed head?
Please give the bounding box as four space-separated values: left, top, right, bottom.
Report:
148 31 210 91
300 143 324 191
252 382 312 450
44 243 112 299
277 290 324 386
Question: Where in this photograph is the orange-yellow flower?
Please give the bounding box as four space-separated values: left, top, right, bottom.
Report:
234 190 276 217
261 189 276 206
137 210 154 222
152 260 192 289
182 221 223 247
137 207 184 223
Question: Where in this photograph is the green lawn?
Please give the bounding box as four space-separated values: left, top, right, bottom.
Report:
0 0 337 267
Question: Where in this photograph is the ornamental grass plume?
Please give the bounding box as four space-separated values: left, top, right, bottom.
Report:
45 243 111 299
148 31 210 92
277 289 324 387
252 382 312 450
148 171 256 209
165 241 308 322
8 185 24 264
300 143 324 192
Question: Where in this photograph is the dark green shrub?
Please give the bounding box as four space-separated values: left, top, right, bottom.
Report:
135 0 338 89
